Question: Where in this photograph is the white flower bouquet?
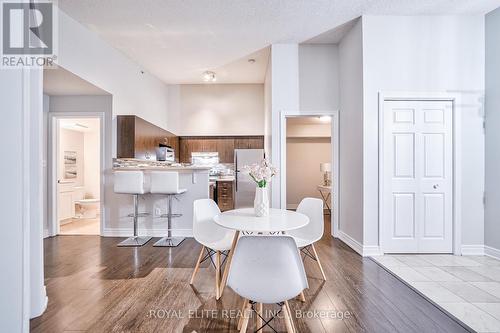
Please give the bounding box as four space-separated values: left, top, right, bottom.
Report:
242 159 277 188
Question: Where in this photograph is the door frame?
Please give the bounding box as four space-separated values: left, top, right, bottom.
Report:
378 92 462 255
48 111 106 236
280 110 340 238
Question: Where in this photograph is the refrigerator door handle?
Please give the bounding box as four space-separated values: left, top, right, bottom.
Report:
235 153 238 192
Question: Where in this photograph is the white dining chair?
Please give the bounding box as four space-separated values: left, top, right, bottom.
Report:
287 197 327 280
190 199 235 299
227 236 308 333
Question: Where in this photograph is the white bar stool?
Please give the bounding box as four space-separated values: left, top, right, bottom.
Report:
150 171 187 247
114 171 152 247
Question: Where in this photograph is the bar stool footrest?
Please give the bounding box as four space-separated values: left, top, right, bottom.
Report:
159 213 182 218
127 212 150 218
117 236 152 247
153 237 185 247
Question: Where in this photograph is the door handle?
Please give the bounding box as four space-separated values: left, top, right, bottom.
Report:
433 184 439 189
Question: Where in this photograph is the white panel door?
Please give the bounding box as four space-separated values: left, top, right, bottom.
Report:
383 100 453 253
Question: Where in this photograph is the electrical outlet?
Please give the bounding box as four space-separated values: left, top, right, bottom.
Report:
155 208 162 216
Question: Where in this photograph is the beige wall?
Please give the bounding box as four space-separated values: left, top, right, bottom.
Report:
286 121 331 208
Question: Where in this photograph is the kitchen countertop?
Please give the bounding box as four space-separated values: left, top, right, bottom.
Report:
113 165 211 171
214 176 235 182
113 158 211 171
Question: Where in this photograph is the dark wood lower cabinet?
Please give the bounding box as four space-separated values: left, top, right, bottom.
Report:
216 180 234 211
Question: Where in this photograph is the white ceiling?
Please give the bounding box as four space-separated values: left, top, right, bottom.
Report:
57 0 500 84
59 118 100 132
287 116 331 126
44 66 110 95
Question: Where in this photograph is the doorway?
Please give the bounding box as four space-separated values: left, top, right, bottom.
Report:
52 116 102 235
380 98 458 253
280 111 339 237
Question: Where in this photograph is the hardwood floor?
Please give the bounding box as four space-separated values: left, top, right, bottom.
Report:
31 217 469 332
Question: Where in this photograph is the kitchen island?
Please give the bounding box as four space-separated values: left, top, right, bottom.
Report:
111 159 210 238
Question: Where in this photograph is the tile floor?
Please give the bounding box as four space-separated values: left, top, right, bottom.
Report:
60 216 100 235
372 254 500 333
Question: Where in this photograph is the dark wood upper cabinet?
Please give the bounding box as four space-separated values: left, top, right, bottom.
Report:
178 136 264 163
117 115 179 161
117 115 263 163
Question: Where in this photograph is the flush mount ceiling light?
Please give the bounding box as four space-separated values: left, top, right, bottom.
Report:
248 58 256 64
60 122 89 131
203 71 216 82
319 116 331 122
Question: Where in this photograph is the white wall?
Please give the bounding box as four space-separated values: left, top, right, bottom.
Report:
299 44 340 111
0 68 45 330
485 7 500 251
269 44 300 207
338 20 365 244
362 16 486 248
173 84 264 136
264 56 273 159
56 8 172 156
83 126 100 199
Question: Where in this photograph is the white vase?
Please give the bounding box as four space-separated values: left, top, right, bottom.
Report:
254 186 269 217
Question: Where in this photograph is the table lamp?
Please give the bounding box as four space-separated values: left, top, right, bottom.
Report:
320 162 331 186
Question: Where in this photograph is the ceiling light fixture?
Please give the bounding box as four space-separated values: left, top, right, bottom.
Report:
203 71 216 82
248 58 256 64
319 116 331 122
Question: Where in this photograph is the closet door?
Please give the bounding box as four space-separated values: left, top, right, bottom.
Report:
383 100 453 253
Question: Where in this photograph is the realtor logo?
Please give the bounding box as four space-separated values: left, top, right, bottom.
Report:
1 1 56 67
2 1 53 54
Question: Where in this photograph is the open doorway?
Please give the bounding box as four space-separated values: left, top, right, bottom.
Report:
280 111 339 237
55 117 101 235
44 66 110 237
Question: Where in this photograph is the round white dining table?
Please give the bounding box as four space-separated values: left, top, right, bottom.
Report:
214 208 309 299
214 207 309 233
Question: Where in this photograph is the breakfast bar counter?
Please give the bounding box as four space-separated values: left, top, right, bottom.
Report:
111 159 210 238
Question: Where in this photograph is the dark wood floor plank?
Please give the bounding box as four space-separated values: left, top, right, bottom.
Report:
31 217 468 333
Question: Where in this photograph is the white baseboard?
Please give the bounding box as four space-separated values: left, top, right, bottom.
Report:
485 245 500 260
337 230 381 256
102 228 193 238
338 230 363 255
363 245 383 257
30 286 48 318
43 228 49 238
461 244 485 256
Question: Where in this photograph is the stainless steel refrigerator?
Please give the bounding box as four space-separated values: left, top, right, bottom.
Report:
234 149 265 208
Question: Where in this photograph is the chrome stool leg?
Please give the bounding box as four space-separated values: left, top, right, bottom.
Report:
154 194 185 247
118 194 152 247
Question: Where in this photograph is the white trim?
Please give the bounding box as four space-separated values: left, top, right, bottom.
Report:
338 230 363 255
338 230 381 256
460 245 500 260
43 229 50 238
485 246 500 260
279 110 340 238
48 112 106 237
102 228 194 238
378 92 462 255
21 68 31 333
461 245 485 256
30 286 48 318
363 245 383 257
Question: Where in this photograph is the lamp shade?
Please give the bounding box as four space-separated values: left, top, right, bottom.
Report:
320 162 331 172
